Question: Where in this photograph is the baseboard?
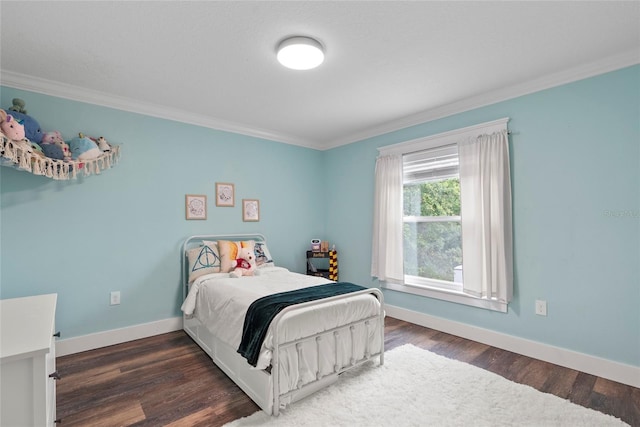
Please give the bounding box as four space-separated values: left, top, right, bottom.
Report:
385 304 640 388
55 308 640 389
56 317 183 357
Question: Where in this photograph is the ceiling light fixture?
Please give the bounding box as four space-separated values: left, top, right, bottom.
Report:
277 36 324 70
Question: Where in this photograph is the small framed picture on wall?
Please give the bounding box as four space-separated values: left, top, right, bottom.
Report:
185 194 207 220
216 182 235 207
242 199 260 222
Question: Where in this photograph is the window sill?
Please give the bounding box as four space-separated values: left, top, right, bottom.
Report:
382 281 507 313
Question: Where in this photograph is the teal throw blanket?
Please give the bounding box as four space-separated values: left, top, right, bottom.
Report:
238 282 367 367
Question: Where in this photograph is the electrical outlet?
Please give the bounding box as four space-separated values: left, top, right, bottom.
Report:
110 291 121 306
535 300 547 316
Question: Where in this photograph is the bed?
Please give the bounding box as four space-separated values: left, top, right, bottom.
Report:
180 234 384 416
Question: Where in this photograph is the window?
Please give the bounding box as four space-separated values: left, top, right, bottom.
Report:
403 145 463 292
372 118 512 312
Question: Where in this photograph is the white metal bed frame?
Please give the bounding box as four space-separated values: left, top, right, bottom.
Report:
181 234 384 416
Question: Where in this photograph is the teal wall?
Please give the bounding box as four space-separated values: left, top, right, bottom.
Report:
1 66 638 367
325 65 640 367
0 88 326 338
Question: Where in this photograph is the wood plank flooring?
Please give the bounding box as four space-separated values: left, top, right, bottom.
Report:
56 317 640 426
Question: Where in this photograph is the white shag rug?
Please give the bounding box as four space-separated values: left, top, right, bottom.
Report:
224 344 627 427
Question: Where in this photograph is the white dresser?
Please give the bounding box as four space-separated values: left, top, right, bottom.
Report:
1 294 58 426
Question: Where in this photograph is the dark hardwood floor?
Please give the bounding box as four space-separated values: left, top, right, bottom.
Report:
56 317 640 426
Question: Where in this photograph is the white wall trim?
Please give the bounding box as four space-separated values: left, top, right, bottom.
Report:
55 317 183 357
383 282 507 313
325 49 640 149
377 117 509 156
54 308 640 388
2 50 638 151
0 70 323 151
385 304 640 388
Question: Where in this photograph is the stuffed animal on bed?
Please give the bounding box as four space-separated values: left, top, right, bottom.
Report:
230 242 257 278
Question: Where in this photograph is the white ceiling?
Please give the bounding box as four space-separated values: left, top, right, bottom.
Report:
1 1 639 150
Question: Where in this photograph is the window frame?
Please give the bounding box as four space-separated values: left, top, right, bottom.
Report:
403 215 462 292
377 118 510 313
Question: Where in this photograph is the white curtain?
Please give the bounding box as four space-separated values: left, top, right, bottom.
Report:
458 130 513 301
371 154 405 283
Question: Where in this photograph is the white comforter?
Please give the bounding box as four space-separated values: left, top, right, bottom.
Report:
181 266 382 370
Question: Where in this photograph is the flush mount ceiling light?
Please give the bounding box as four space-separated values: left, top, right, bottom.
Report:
277 36 324 70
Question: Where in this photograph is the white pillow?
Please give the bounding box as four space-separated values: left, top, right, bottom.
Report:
254 241 274 267
187 243 221 283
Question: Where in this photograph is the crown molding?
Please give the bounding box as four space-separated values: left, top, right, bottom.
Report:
2 49 638 151
378 117 509 156
0 70 325 150
322 49 640 150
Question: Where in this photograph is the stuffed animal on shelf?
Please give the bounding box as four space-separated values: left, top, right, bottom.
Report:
4 99 43 144
7 98 27 114
41 131 72 161
0 109 24 140
84 134 112 152
229 242 257 278
68 133 102 160
30 142 45 158
41 130 64 145
95 136 111 152
0 109 33 154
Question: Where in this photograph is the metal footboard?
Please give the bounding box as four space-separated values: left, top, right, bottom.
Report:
270 287 384 416
182 234 385 416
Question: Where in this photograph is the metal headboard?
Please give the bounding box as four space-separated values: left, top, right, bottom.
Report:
181 234 267 301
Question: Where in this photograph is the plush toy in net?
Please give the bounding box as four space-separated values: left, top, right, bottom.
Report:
5 98 43 144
